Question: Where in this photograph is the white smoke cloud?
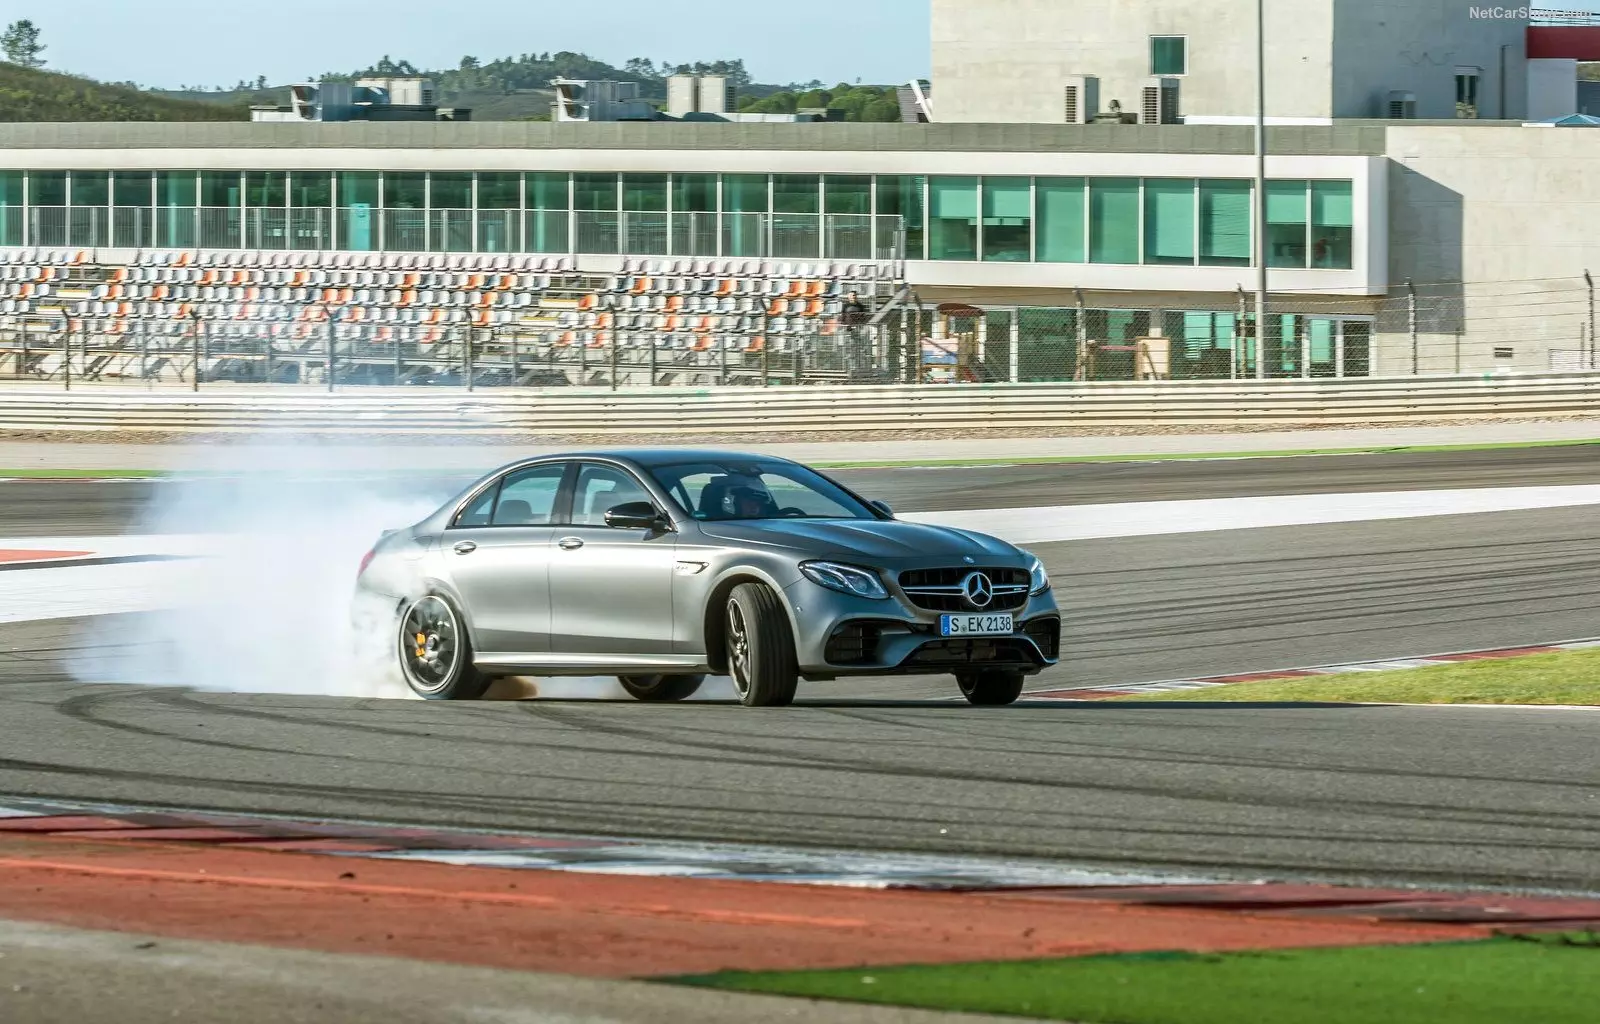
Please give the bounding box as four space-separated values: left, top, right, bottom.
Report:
69 438 467 699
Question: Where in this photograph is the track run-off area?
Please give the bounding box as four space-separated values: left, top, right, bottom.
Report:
0 441 1598 894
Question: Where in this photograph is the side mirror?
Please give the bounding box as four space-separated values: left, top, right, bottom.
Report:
869 500 894 519
604 501 668 530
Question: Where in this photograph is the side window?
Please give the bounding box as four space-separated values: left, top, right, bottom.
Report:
491 463 566 526
452 484 499 528
571 464 653 526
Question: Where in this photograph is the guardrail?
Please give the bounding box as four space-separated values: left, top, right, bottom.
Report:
3 374 1600 435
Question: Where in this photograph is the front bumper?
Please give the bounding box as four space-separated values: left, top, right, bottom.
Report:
784 577 1061 678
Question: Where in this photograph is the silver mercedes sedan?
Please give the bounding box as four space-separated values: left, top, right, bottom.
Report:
354 449 1059 707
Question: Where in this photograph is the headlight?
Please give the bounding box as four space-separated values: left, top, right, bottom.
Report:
800 560 889 600
1025 553 1050 595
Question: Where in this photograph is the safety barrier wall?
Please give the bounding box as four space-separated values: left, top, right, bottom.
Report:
2 374 1599 434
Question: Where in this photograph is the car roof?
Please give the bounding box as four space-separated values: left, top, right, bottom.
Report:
514 448 800 469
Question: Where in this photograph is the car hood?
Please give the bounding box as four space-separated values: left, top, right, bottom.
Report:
694 518 1021 563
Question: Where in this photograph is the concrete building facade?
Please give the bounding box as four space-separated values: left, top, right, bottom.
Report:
932 0 1529 124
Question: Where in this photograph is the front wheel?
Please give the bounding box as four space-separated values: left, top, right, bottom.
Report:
956 670 1025 706
618 674 705 702
725 583 799 707
398 594 492 700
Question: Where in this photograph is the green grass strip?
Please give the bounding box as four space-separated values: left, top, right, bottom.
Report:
673 936 1600 1024
1114 646 1600 706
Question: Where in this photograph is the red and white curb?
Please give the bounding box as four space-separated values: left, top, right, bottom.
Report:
4 798 1600 931
1030 638 1600 701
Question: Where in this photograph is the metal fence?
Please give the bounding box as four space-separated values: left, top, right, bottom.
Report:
3 275 1596 391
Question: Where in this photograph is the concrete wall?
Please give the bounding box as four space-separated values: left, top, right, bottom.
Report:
1383 124 1600 373
931 0 1335 123
1331 2 1525 120
933 0 1527 123
1527 59 1579 120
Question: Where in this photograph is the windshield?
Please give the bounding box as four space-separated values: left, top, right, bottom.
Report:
647 460 877 522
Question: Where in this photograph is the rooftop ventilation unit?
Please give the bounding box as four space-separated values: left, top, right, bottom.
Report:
1063 76 1099 124
1140 78 1180 124
1387 90 1417 119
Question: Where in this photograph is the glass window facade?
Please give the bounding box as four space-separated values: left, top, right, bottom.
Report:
1266 179 1309 268
1199 180 1251 266
1035 178 1084 263
0 169 1354 270
981 177 1031 262
1089 179 1139 264
1151 36 1187 75
1142 178 1195 265
928 177 978 260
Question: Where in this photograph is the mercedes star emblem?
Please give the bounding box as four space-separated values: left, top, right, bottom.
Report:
962 571 994 609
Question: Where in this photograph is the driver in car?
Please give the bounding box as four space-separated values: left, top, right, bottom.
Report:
721 479 778 519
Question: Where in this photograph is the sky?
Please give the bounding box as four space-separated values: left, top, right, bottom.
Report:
16 0 932 90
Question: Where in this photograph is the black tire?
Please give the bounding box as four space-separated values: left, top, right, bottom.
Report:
725 582 799 707
618 674 706 702
956 670 1025 706
398 594 492 700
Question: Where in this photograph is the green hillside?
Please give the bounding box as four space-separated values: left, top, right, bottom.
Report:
0 62 247 121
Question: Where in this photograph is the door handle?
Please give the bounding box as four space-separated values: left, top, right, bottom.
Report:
453 541 477 555
557 537 584 550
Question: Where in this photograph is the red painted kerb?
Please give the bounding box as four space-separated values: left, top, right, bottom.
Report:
1527 27 1600 61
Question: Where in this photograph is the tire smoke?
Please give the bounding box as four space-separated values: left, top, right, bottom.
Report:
68 439 478 698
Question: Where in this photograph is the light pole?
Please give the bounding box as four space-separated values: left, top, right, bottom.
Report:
1254 0 1268 379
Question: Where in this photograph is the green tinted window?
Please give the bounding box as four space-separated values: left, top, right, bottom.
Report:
30 172 66 206
773 174 819 214
1088 178 1139 264
156 172 195 208
1151 36 1186 75
291 172 332 207
672 173 716 212
825 175 871 215
1199 180 1251 265
573 173 617 210
112 172 152 208
1311 180 1354 269
981 177 1031 262
431 172 472 209
384 172 426 209
526 172 569 210
874 175 924 258
477 173 520 210
1035 178 1084 263
70 172 110 207
245 171 286 207
199 172 240 207
1267 180 1308 268
622 173 667 212
337 172 378 207
0 171 21 206
928 176 978 260
1142 179 1195 265
722 174 768 213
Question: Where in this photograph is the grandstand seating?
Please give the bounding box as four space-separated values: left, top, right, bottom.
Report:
0 247 904 385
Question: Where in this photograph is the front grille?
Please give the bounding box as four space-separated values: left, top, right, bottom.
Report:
1023 616 1061 660
899 566 1030 612
824 621 884 665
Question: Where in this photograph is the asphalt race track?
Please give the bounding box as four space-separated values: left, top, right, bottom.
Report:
0 446 1598 893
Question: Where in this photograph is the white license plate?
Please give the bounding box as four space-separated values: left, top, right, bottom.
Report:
940 613 1014 637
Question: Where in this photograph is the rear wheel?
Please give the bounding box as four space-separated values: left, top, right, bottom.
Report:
618 674 705 702
956 669 1025 706
725 583 799 707
399 594 492 700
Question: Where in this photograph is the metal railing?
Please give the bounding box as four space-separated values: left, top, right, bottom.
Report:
6 374 1600 436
